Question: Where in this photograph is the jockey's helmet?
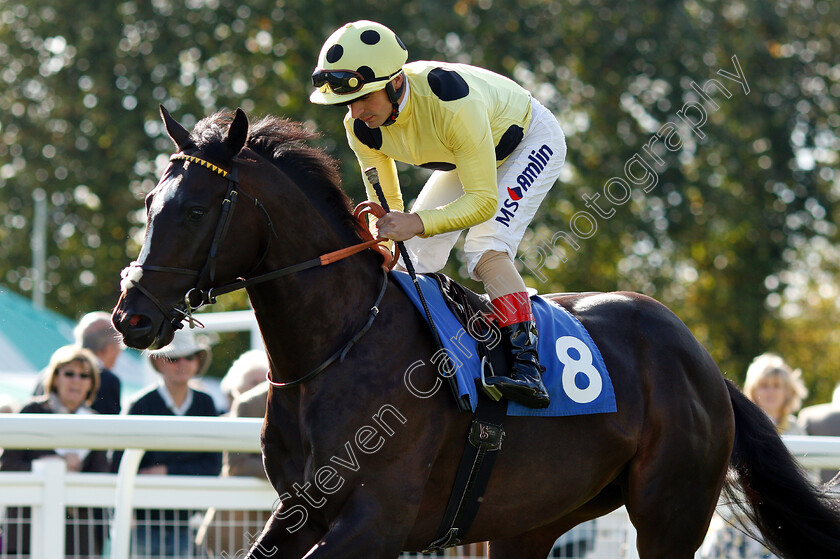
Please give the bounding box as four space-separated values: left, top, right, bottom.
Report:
309 20 408 106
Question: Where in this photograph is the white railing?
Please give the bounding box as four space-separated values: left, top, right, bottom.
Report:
0 415 838 559
1 415 266 559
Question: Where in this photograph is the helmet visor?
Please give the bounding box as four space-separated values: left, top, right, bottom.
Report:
311 70 368 95
311 68 400 97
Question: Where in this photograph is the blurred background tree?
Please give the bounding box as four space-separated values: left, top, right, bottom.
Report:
1 0 838 399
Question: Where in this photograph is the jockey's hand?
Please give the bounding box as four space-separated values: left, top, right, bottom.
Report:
376 211 425 242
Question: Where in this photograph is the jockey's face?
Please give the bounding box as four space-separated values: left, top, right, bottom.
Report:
346 74 403 128
346 89 391 128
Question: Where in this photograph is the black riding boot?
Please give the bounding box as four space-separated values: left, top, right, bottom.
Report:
484 320 551 409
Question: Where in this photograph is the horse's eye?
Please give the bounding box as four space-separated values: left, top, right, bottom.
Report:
188 207 206 221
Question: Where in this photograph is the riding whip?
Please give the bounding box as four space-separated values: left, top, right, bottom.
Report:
364 167 470 413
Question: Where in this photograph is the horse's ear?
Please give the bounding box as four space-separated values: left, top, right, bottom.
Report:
160 105 193 151
224 108 249 157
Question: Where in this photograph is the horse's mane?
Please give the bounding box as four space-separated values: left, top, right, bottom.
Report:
191 111 363 242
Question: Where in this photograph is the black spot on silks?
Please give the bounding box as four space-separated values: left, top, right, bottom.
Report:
353 119 383 150
427 68 469 101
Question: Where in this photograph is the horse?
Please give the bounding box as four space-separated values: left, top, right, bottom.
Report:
112 106 840 559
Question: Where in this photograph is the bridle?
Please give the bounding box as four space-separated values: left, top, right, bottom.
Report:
121 152 393 387
121 153 277 329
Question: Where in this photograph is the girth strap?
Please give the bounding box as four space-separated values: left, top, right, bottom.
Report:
423 343 509 552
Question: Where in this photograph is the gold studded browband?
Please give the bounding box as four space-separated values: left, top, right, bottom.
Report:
169 153 230 178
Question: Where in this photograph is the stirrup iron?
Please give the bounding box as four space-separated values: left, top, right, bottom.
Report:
479 355 503 402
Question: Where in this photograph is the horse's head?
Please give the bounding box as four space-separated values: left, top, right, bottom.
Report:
113 106 271 349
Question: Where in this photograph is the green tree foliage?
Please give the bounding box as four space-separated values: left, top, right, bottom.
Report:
1 0 837 392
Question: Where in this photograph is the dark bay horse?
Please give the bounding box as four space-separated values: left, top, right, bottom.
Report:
112 107 840 558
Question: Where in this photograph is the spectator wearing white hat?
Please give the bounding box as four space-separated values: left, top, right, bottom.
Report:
798 383 840 484
197 350 271 555
122 329 221 558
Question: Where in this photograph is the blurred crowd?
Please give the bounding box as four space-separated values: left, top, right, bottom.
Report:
0 311 271 558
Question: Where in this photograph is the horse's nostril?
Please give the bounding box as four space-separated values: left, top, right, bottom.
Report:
119 312 152 336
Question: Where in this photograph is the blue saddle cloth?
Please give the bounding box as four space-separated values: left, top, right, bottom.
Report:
391 271 617 417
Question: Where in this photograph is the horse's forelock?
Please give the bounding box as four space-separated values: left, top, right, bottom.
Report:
191 111 237 161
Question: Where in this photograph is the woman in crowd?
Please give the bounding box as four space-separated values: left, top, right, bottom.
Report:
124 329 221 558
197 350 271 556
743 352 807 434
218 349 270 411
0 345 109 558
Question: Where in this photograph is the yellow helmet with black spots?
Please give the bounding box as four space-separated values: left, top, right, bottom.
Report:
309 20 408 106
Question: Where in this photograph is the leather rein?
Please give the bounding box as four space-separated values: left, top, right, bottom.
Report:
121 152 396 388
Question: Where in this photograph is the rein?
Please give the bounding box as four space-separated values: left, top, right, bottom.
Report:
122 153 396 386
204 226 387 303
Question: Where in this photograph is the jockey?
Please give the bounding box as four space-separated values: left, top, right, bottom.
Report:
309 20 566 409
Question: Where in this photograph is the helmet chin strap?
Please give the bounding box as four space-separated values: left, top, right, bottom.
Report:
381 74 405 126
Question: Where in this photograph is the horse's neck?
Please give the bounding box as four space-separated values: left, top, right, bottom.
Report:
248 261 379 382
241 161 383 383
245 197 381 381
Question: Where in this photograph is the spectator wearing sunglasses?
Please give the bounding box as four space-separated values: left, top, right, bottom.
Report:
0 345 109 557
310 21 567 409
122 329 221 557
1 345 106 469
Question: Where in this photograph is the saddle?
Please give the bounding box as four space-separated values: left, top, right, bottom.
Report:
422 273 516 401
426 273 493 326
